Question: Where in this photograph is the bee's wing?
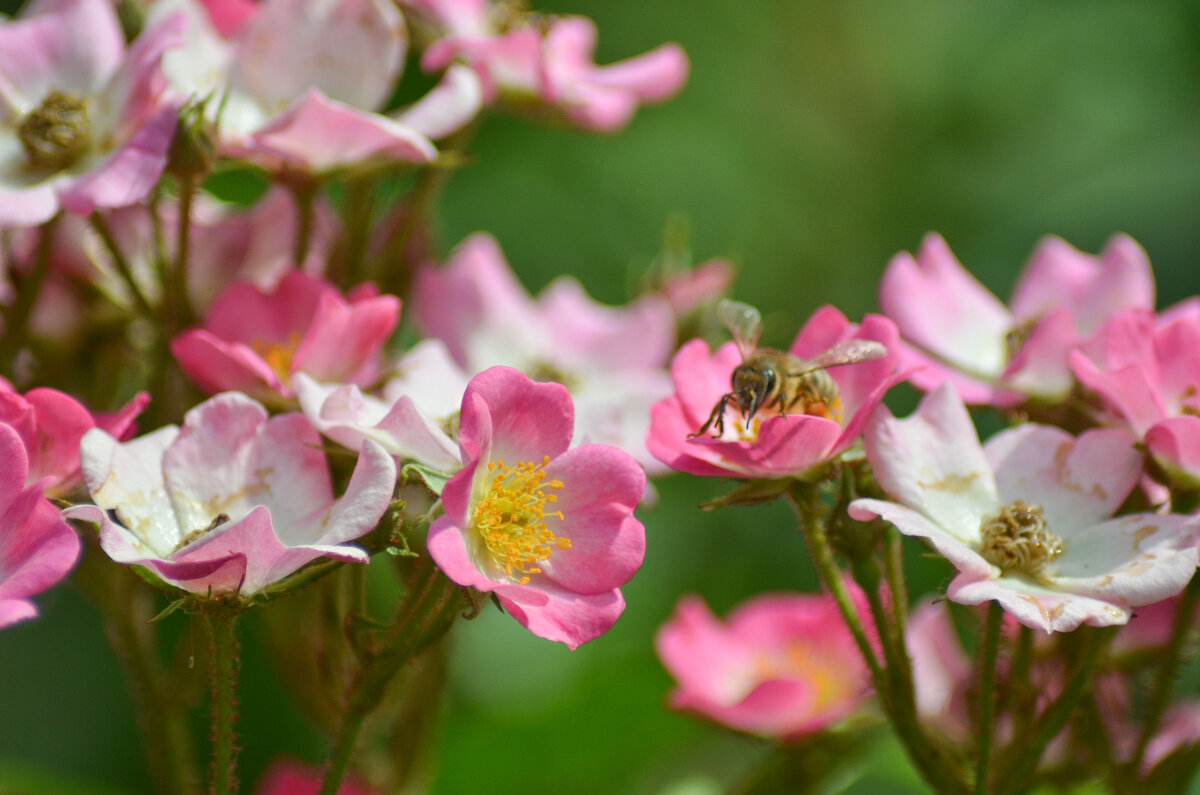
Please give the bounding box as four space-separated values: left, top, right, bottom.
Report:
792 340 888 374
717 299 762 359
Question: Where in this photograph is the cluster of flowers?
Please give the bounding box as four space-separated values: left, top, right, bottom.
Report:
652 234 1200 789
5 0 1200 790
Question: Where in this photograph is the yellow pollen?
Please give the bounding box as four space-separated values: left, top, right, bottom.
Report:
251 332 303 383
472 455 570 585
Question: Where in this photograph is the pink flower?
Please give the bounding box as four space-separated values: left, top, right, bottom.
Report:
151 0 441 171
68 392 396 597
655 590 872 740
0 0 184 226
255 759 374 795
0 384 148 497
879 233 1153 405
0 422 81 628
647 306 902 479
657 258 735 317
170 271 400 406
418 7 687 132
413 233 675 475
426 367 645 649
850 384 1200 632
294 339 469 472
1070 309 1200 488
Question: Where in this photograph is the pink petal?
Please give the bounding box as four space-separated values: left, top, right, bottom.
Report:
293 289 401 385
861 384 999 533
949 575 1131 633
537 277 675 371
538 445 646 594
1146 417 1200 488
1000 308 1078 401
241 89 436 172
427 510 500 592
170 330 285 401
458 367 574 465
985 425 1142 534
231 0 405 113
58 105 178 215
496 582 625 650
0 0 123 101
395 64 484 140
0 184 59 229
199 0 256 38
879 234 1012 380
849 497 994 579
1010 234 1154 335
315 439 397 547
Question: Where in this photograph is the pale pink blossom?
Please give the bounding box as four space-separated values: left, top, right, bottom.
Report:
1071 309 1200 488
879 233 1153 405
0 384 147 497
294 339 469 472
655 590 872 740
657 258 735 317
0 0 184 226
413 233 674 475
647 307 902 480
148 0 443 171
0 422 81 628
170 271 400 406
850 384 1199 633
426 367 645 649
416 5 687 132
68 392 396 596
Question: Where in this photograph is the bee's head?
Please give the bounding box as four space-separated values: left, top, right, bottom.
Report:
731 364 775 423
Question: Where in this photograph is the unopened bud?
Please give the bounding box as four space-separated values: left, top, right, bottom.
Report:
166 100 217 179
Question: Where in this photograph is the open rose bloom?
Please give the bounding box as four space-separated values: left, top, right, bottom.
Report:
880 233 1153 406
850 384 1200 632
647 306 901 479
68 393 396 596
656 589 872 740
427 367 646 649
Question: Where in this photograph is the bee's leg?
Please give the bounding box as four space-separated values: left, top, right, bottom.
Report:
690 393 732 438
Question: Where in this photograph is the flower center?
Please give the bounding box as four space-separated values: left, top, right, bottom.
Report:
472 455 570 585
251 333 303 383
978 500 1063 580
18 89 91 170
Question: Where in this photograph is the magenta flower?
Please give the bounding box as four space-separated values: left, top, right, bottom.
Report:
0 0 184 226
0 383 148 497
850 384 1200 632
413 233 675 475
879 233 1153 405
655 590 872 740
170 271 400 406
1070 309 1200 488
68 393 396 597
647 306 901 479
416 4 687 132
255 759 375 795
426 367 645 649
0 422 81 628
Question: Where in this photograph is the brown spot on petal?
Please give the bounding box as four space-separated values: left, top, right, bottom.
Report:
1052 440 1107 501
1048 603 1066 621
1099 575 1113 587
1131 524 1156 553
1120 555 1156 577
1105 606 1127 618
918 471 980 494
1019 593 1051 622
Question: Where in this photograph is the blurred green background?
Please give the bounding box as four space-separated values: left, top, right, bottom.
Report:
4 0 1200 792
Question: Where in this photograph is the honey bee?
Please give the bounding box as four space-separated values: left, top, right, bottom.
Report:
692 300 888 438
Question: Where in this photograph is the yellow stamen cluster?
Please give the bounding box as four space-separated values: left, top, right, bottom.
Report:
472 455 570 585
251 332 303 383
979 500 1064 581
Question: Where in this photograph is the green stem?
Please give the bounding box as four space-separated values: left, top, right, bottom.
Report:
72 537 199 795
170 175 196 330
91 213 156 319
207 610 242 795
994 626 1113 795
319 558 460 795
1128 572 1200 772
884 526 910 633
975 602 1003 794
1004 625 1034 737
338 178 375 288
291 182 316 266
787 487 969 795
0 216 55 379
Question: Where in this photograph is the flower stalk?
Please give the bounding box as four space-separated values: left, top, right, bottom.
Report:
974 601 1003 794
206 608 242 795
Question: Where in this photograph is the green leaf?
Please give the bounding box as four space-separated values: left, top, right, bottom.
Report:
401 462 452 496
